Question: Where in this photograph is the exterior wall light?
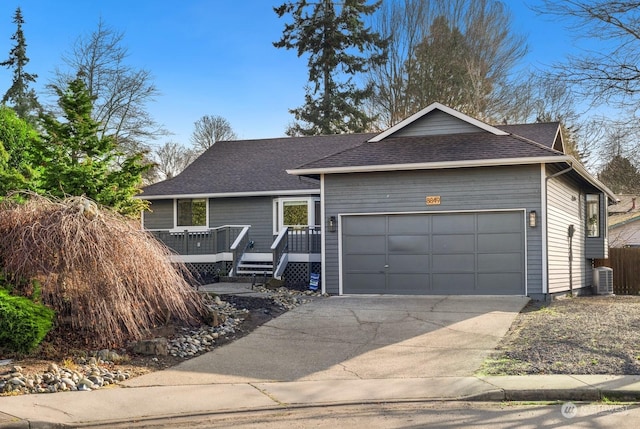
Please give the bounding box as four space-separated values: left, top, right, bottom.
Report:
529 210 537 228
327 216 337 233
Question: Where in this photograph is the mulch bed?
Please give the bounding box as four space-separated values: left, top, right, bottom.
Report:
481 295 640 375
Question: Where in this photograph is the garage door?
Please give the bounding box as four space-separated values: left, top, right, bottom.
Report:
342 212 525 295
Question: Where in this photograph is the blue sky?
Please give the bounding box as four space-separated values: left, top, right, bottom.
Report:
0 1 588 147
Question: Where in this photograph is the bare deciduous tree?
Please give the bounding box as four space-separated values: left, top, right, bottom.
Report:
368 0 527 125
533 1 640 108
51 19 165 156
151 141 198 181
190 115 237 153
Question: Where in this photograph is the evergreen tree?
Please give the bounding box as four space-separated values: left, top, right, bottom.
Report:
405 16 474 114
0 106 40 185
598 155 640 194
37 77 151 216
274 0 387 135
0 7 41 125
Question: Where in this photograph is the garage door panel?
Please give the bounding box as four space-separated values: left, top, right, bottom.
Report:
478 212 522 232
343 216 386 235
344 273 385 293
344 254 386 272
389 216 429 234
432 273 476 293
432 214 475 233
344 236 386 254
387 274 429 293
388 254 429 273
478 253 523 272
478 273 523 293
388 235 429 253
432 234 475 252
478 233 523 252
432 254 475 272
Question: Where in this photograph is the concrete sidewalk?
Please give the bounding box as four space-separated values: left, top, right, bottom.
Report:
2 375 640 428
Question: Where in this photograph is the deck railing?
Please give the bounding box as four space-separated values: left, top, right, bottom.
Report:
150 225 321 258
287 226 321 253
150 225 247 255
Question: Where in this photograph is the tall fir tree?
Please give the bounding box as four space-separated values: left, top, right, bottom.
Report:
274 0 387 135
0 7 41 125
37 77 150 216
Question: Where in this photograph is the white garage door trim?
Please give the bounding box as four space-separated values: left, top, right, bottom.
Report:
338 209 528 295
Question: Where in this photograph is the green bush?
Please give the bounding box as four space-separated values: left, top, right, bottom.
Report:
0 288 55 354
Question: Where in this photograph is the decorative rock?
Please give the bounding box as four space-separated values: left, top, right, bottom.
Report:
131 338 169 356
9 377 25 387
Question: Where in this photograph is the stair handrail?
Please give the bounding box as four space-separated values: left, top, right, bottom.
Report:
230 226 251 276
271 227 289 278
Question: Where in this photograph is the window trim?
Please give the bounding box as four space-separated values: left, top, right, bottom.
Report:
586 193 600 238
173 198 209 231
273 197 320 234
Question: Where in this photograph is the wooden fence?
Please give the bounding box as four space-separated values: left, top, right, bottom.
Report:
595 247 640 295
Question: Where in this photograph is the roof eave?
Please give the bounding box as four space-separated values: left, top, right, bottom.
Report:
288 156 569 176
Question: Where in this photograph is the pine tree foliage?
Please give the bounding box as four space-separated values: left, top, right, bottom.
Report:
0 7 41 125
37 77 150 216
598 155 640 194
274 0 387 135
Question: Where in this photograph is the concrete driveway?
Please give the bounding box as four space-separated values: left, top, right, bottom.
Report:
125 295 528 387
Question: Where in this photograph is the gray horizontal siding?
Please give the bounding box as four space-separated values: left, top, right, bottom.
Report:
391 110 481 137
324 165 543 295
209 197 274 252
546 171 585 294
143 199 173 229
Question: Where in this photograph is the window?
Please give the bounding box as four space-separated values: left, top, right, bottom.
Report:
273 197 319 232
586 194 600 237
177 198 207 227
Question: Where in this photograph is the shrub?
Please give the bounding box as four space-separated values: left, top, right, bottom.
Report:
0 193 208 348
0 288 54 354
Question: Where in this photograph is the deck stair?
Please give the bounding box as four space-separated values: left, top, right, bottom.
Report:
234 252 273 276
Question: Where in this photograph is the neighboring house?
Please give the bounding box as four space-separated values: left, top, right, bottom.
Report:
608 195 640 247
141 103 616 300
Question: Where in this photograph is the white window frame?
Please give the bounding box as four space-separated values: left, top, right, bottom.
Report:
273 197 320 234
173 198 209 231
586 194 600 238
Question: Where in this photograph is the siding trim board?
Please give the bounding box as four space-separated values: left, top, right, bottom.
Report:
337 209 528 296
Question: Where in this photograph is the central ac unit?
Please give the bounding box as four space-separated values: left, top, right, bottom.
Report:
593 267 613 295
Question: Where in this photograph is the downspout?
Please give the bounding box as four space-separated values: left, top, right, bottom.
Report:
544 163 575 298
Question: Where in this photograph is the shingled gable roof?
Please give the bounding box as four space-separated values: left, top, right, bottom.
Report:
288 103 567 175
141 133 374 198
497 122 563 151
286 104 617 201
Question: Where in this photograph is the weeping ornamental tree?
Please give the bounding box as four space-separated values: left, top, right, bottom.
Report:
274 0 387 135
36 77 150 216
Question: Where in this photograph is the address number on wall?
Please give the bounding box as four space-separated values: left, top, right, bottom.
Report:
426 196 441 205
